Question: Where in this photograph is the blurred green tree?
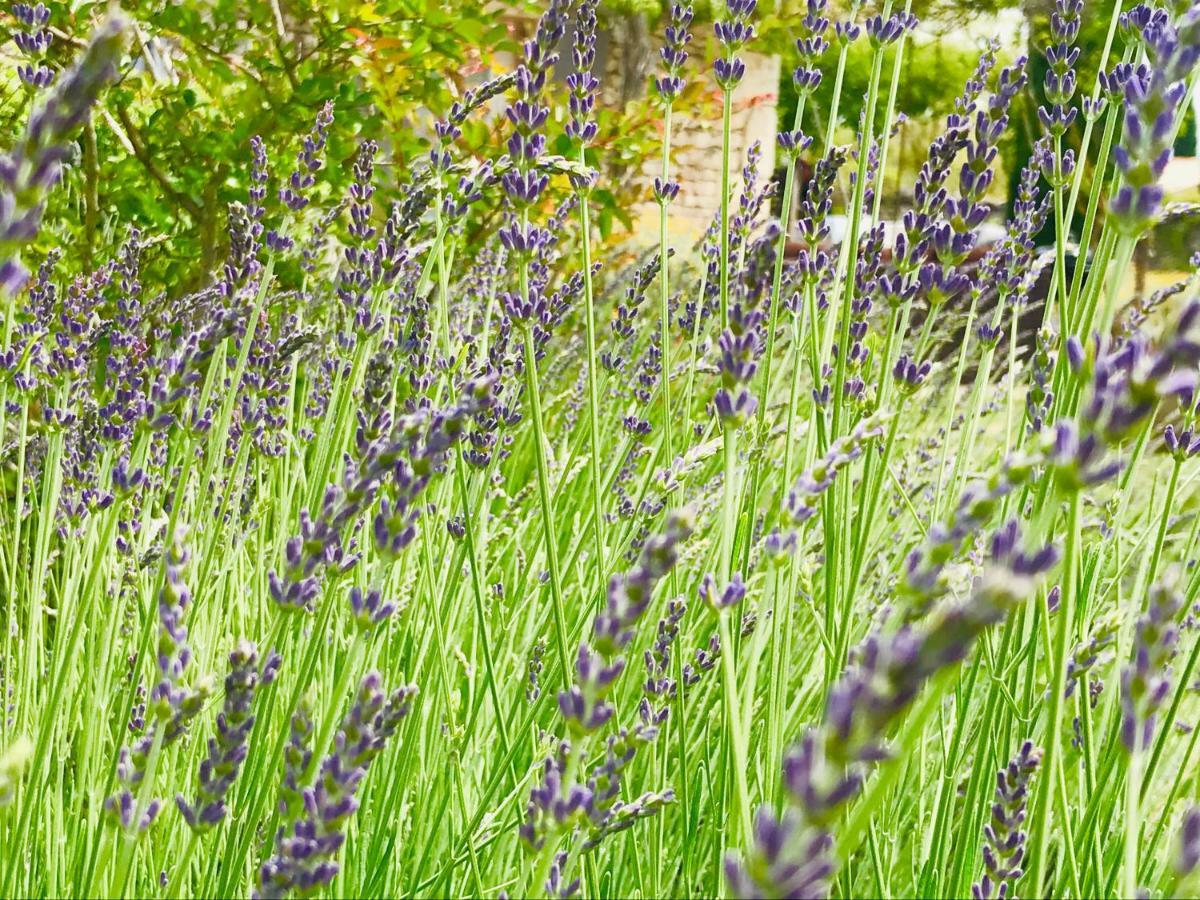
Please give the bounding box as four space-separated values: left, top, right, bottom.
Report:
2 0 513 291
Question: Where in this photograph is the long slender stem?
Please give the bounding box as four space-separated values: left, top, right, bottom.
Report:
521 325 571 691
1028 493 1080 897
575 153 607 610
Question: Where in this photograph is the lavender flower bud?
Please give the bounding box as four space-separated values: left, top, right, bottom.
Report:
348 585 398 631
699 572 747 612
564 1 600 145
724 808 834 900
972 740 1042 900
656 4 694 101
1122 569 1186 752
258 674 416 898
176 640 263 831
520 741 592 851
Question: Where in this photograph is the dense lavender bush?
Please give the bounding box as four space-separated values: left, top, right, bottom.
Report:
2 1 1200 898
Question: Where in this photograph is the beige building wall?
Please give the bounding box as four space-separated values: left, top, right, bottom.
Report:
644 49 781 241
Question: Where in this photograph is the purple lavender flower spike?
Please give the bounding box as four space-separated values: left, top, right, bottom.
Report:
657 4 694 101
1110 6 1200 234
258 673 416 899
520 740 593 852
1122 569 1186 752
270 379 494 610
525 510 693 854
1164 423 1200 460
277 700 315 824
497 0 569 315
565 1 600 147
714 0 757 90
150 528 210 738
1 12 126 293
724 807 834 900
972 740 1042 899
735 521 1054 894
792 0 830 98
105 527 212 834
783 415 886 528
591 508 695 658
1037 0 1081 141
715 221 780 428
280 101 335 212
527 639 547 703
643 598 686 720
11 3 55 91
177 640 263 831
580 724 674 848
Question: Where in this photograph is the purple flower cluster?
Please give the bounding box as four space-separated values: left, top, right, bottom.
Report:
277 700 315 824
791 0 829 98
559 508 695 733
497 0 569 297
893 44 995 287
176 640 276 830
519 741 590 852
714 221 779 427
972 740 1041 900
268 379 494 610
782 415 886 528
656 4 694 102
280 101 335 213
1121 570 1185 752
866 9 918 49
521 510 693 867
257 673 416 898
565 1 600 146
151 529 209 737
642 598 686 723
106 528 211 833
1038 0 1081 140
11 3 54 91
725 809 834 900
1165 421 1200 459
898 457 1048 616
581 725 675 849
714 0 756 90
1110 4 1200 233
1 12 125 293
601 254 663 374
347 584 399 632
727 530 1055 897
939 58 1026 266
